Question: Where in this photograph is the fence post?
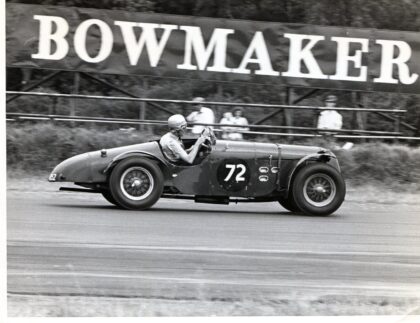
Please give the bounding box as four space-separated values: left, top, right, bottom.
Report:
351 92 357 129
283 87 293 140
359 92 368 129
21 68 32 88
70 72 80 127
49 97 57 124
394 112 400 144
139 78 148 131
352 91 366 143
416 106 420 137
216 83 224 121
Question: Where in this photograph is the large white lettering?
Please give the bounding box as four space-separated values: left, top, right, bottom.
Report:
283 33 327 79
74 19 113 63
373 40 418 84
115 22 176 66
177 26 234 72
28 13 419 90
31 15 69 60
330 37 369 82
231 31 279 76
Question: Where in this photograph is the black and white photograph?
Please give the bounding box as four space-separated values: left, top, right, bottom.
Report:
4 0 420 320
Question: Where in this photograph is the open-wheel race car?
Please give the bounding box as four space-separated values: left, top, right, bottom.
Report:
49 130 346 216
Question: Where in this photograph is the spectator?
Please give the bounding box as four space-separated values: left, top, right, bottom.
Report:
228 107 250 140
186 97 215 134
219 112 234 139
317 95 343 131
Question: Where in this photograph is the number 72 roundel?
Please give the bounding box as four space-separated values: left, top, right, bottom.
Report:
217 159 250 192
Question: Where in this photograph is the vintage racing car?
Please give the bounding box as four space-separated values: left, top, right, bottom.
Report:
49 130 346 216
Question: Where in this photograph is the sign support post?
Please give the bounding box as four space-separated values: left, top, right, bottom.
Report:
71 72 80 127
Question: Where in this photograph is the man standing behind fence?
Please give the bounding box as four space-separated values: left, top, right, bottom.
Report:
227 107 250 140
317 95 343 131
220 111 234 139
186 97 215 134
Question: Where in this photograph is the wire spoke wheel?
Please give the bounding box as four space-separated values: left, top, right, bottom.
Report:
120 166 154 201
303 173 336 207
109 158 164 210
292 163 345 216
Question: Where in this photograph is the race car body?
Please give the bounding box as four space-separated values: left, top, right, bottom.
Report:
49 137 346 216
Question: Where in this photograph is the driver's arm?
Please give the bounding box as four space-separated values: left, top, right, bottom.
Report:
176 136 205 164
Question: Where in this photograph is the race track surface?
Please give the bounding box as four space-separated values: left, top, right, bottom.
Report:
7 179 420 316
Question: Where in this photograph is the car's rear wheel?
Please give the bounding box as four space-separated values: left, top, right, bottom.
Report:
101 190 120 207
109 158 163 210
292 163 345 216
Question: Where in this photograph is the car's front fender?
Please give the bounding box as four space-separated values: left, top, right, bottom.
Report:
285 151 340 194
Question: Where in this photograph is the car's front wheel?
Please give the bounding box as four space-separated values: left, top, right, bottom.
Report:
292 163 345 216
109 158 163 210
278 192 300 213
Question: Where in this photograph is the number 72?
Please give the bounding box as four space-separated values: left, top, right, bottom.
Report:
224 164 246 182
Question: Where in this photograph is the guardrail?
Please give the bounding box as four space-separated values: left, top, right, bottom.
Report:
6 91 407 113
6 112 420 141
7 90 419 141
5 112 404 135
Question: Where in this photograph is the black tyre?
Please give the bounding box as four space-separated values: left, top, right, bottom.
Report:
278 193 300 213
109 158 164 210
101 190 120 207
292 163 345 216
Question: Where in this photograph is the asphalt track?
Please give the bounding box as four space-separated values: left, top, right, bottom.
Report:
7 182 420 315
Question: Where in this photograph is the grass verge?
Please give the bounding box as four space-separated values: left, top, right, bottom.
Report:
8 294 420 316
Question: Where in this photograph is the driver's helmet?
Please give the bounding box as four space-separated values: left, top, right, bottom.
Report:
168 114 187 130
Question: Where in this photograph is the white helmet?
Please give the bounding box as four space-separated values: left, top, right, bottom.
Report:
168 114 187 130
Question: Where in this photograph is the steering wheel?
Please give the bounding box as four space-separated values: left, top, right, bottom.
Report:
200 127 217 144
199 127 216 155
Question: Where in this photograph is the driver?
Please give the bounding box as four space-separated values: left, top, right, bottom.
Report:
160 114 206 164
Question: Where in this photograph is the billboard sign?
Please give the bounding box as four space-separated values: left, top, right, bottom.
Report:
6 3 420 94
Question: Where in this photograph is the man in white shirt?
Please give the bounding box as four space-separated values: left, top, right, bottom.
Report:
228 107 250 140
317 95 343 131
186 97 215 134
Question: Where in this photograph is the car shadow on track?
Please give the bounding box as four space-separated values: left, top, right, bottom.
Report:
49 203 120 210
151 206 339 218
49 202 335 218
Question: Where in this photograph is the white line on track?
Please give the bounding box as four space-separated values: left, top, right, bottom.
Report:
8 239 420 258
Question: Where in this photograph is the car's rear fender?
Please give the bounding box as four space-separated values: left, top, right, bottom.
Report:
103 151 171 179
284 152 339 197
49 152 93 183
